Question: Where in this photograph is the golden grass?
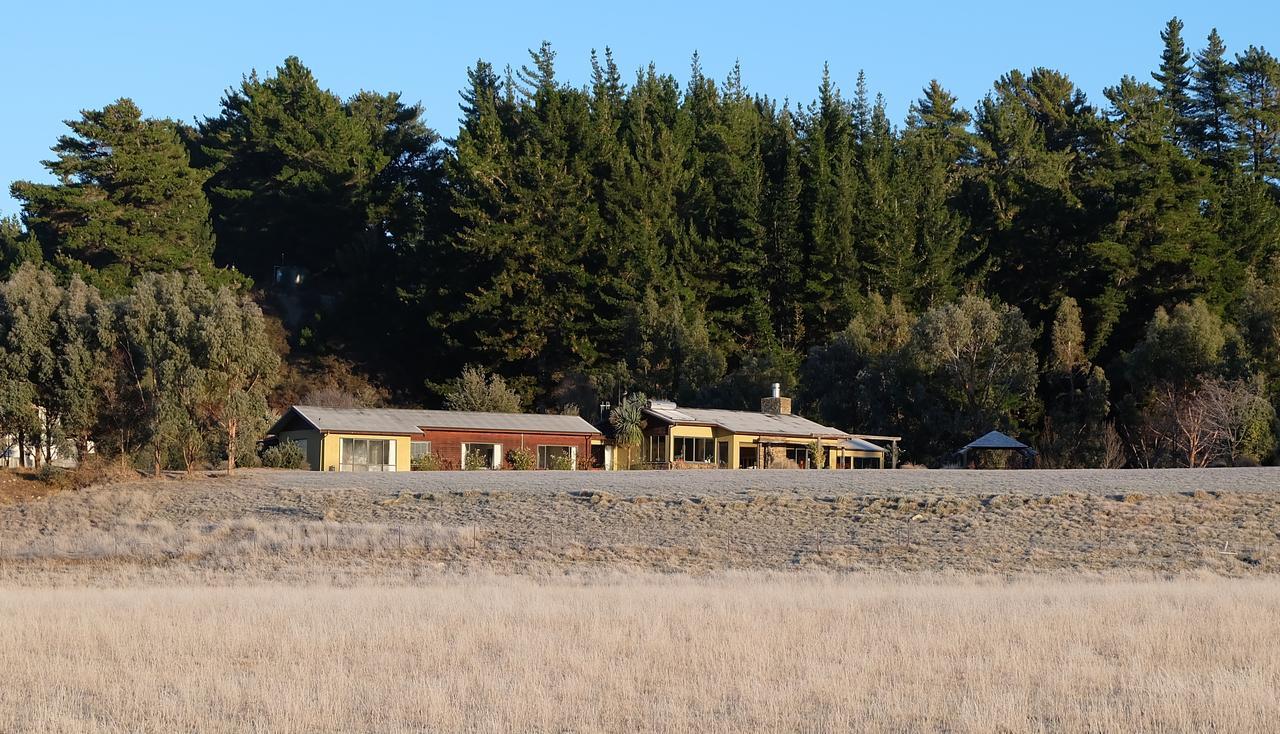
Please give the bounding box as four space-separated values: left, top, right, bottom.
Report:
1 574 1278 733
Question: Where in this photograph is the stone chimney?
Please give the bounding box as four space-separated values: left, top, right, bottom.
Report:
760 382 791 415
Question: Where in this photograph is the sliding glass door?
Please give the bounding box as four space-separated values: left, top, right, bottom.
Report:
339 438 396 472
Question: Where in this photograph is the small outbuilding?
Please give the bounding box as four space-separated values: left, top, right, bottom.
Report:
954 430 1037 469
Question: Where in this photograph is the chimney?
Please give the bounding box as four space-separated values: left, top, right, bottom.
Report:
761 383 791 415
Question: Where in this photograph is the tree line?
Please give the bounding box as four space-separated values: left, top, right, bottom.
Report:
3 17 1280 467
0 266 277 472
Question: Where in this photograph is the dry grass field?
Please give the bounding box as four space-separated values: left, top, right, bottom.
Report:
2 576 1279 733
2 468 1280 732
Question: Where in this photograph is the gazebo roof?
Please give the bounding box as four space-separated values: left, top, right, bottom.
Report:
962 430 1029 451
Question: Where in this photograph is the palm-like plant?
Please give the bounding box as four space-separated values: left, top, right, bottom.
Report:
609 393 646 469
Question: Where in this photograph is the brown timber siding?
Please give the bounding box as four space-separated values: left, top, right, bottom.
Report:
411 429 598 469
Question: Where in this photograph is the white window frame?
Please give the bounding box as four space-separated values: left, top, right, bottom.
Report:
338 437 397 472
461 442 502 470
537 445 577 470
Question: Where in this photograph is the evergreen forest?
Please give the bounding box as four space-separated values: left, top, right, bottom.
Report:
4 18 1280 468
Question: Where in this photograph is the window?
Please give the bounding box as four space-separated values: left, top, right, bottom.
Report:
717 441 729 468
642 435 667 464
673 437 715 464
411 441 432 459
461 443 500 469
784 445 814 468
537 445 576 470
340 438 395 472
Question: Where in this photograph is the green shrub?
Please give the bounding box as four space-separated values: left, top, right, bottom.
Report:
411 452 445 471
506 447 536 470
547 452 574 471
261 440 307 469
464 449 491 471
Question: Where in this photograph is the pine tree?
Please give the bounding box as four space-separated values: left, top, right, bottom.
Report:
970 68 1104 330
1230 46 1280 181
448 43 601 391
200 56 439 286
897 80 975 308
799 65 857 339
1152 17 1195 147
760 103 805 348
11 99 218 294
1190 29 1238 168
1085 76 1229 357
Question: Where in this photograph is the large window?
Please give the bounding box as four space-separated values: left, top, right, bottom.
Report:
461 443 500 470
783 445 814 469
340 438 394 472
673 437 715 464
537 445 576 470
642 435 667 464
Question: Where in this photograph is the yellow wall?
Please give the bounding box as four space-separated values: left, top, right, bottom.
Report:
315 433 412 472
641 422 886 470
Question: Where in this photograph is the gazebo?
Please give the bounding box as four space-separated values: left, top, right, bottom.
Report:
954 430 1037 469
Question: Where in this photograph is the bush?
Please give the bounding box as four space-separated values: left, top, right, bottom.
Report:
547 452 574 471
506 447 536 470
464 449 491 471
261 440 307 469
411 452 446 471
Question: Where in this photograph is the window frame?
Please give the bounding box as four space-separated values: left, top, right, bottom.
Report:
537 445 577 470
339 437 396 472
461 442 501 470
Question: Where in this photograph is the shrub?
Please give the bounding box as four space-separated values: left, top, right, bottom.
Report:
506 447 536 470
261 440 307 469
464 449 491 471
411 452 446 471
547 452 574 471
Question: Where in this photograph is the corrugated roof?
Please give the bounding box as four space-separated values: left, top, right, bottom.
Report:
644 403 850 438
963 430 1029 450
273 406 601 436
838 437 888 453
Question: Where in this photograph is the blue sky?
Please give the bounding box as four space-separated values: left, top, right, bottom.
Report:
2 1 1276 216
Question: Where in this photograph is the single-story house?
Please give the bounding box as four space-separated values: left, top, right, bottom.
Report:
634 385 889 469
268 406 603 471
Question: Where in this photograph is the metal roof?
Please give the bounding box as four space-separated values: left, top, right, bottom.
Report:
962 430 1029 450
837 437 888 453
643 403 850 438
272 406 601 436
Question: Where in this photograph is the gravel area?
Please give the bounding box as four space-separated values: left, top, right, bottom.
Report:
3 467 1280 580
200 466 1280 498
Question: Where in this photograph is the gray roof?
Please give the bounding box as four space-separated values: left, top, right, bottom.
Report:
838 437 888 453
643 403 850 438
963 430 1029 450
273 406 601 436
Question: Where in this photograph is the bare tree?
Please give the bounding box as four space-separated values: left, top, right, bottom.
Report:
1136 383 1221 468
1132 377 1276 468
1201 377 1276 465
